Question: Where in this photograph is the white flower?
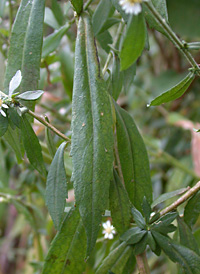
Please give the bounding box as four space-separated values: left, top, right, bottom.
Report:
119 0 146 15
102 220 116 239
0 70 22 117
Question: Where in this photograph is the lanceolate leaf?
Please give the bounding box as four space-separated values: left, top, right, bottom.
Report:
149 73 195 106
42 207 87 274
71 13 114 255
115 103 152 211
184 191 200 227
4 0 45 109
96 242 129 274
152 231 200 274
17 90 44 101
120 13 146 71
109 170 131 234
0 115 8 137
46 142 68 230
21 115 46 176
177 216 199 255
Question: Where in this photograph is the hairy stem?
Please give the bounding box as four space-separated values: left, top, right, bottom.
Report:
160 181 200 216
145 1 200 76
136 252 150 274
27 110 71 143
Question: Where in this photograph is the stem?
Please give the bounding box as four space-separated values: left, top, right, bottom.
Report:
102 21 125 75
160 181 200 217
84 0 95 10
136 252 150 274
144 137 200 180
145 1 200 76
27 109 71 143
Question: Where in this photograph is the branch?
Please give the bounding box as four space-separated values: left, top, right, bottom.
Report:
160 181 200 216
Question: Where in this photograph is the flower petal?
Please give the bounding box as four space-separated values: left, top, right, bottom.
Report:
108 233 114 239
9 70 22 97
2 103 9 109
0 109 6 117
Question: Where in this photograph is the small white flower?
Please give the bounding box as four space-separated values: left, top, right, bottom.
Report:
119 0 146 15
102 220 116 239
0 70 22 117
9 70 22 97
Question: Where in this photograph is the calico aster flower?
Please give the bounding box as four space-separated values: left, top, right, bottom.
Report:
119 0 146 15
102 220 116 239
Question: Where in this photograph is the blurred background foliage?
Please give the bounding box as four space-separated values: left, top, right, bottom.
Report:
0 0 200 273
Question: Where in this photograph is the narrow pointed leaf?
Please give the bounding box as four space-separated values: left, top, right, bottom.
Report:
152 231 200 274
109 170 131 234
184 191 200 227
9 70 22 97
21 115 46 176
177 216 199 255
111 0 129 23
121 227 147 245
42 207 87 274
96 242 127 274
71 13 114 255
69 0 83 15
149 73 195 106
109 246 133 274
131 206 146 229
133 233 148 255
17 90 44 101
0 115 8 137
115 103 152 211
120 13 146 70
4 0 45 110
46 142 68 230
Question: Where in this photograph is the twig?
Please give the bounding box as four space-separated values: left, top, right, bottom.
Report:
27 109 71 143
136 252 150 274
145 1 200 76
160 181 200 216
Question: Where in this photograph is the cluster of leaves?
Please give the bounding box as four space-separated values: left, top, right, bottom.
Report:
0 0 200 274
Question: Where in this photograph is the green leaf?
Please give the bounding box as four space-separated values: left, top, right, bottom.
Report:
4 0 45 110
177 216 199 255
8 108 21 128
142 197 151 224
120 13 146 71
92 0 114 36
149 73 195 106
152 188 188 208
21 115 46 176
0 0 6 17
3 126 23 163
69 0 83 15
51 0 64 26
143 0 168 35
71 13 114 255
115 103 152 211
45 121 56 158
109 170 131 234
152 231 200 274
133 233 148 255
42 207 87 274
151 212 177 235
44 7 60 30
96 242 128 274
121 227 147 245
0 115 8 137
184 191 200 227
17 90 44 101
97 30 113 53
46 142 68 230
111 0 129 23
147 231 156 251
131 207 146 229
42 25 68 59
111 55 124 100
109 246 133 274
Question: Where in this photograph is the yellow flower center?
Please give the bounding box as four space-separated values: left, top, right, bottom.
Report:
128 0 142 3
105 227 112 234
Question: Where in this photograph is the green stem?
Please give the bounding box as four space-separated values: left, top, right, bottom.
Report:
27 110 71 143
145 1 200 75
136 252 150 274
102 21 125 75
160 180 200 216
84 0 95 10
144 137 200 180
